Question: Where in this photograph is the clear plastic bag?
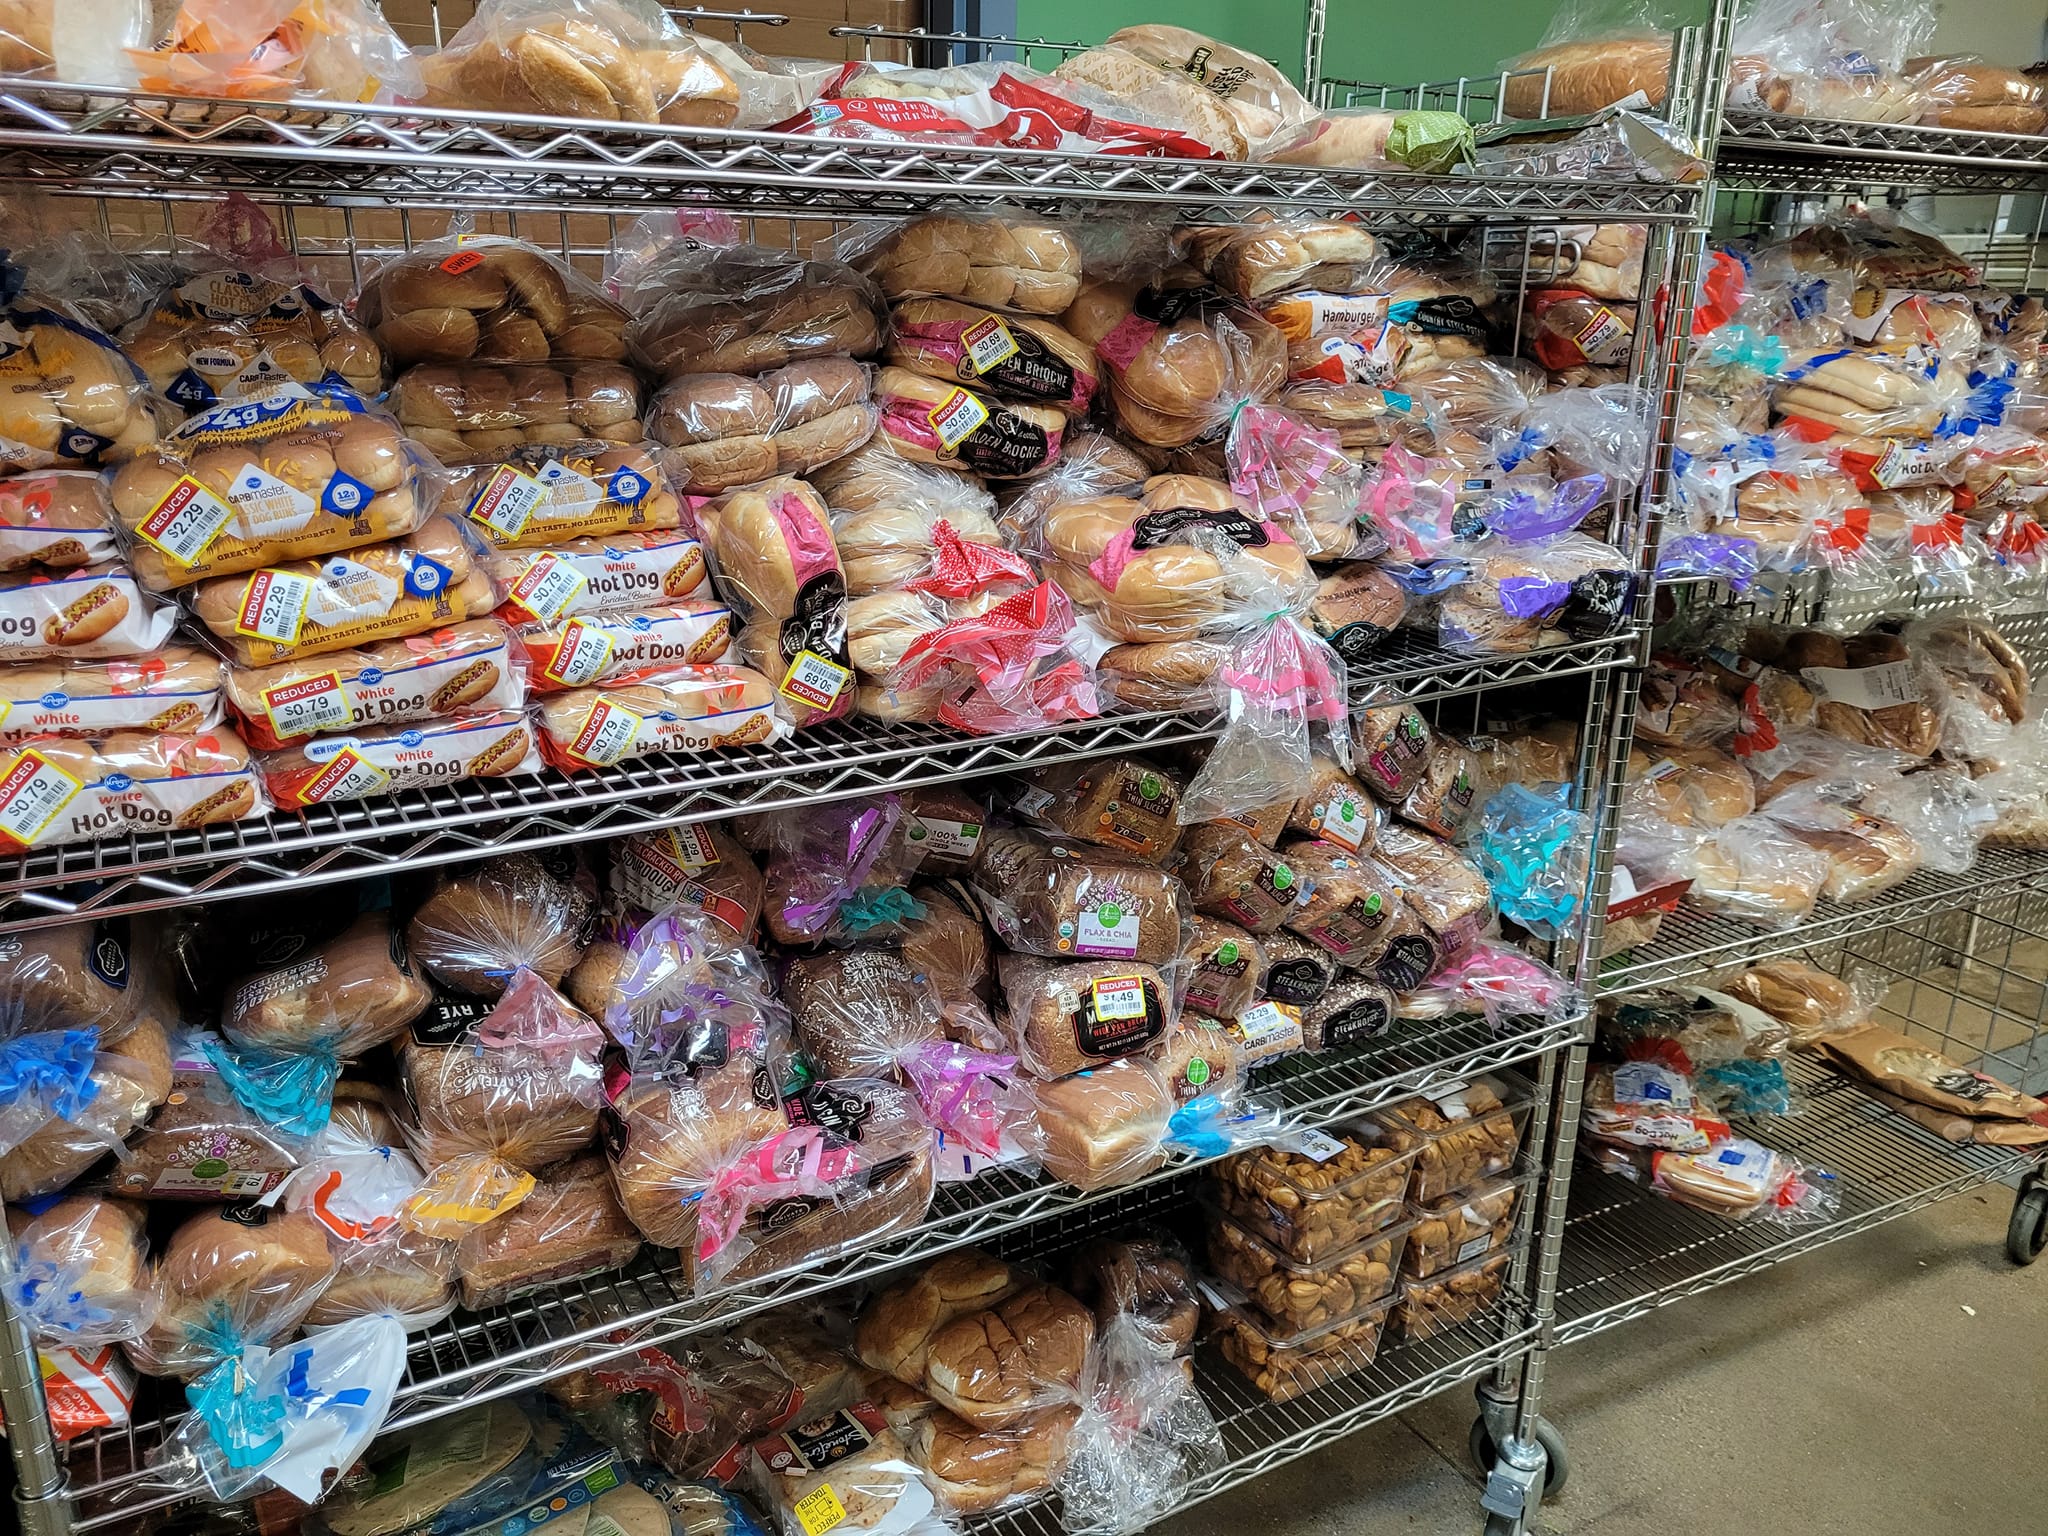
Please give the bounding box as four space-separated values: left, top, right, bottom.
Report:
1025 1057 1176 1192
763 794 930 946
129 0 419 105
2 1194 155 1349
1683 815 1831 927
1477 782 1592 940
0 469 122 573
1857 765 1994 875
973 828 1190 970
1720 959 1887 1047
1597 1136 1839 1225
1730 0 1934 124
0 1016 169 1202
1061 283 1285 450
536 663 789 769
848 214 1083 318
129 1204 337 1380
442 441 683 551
1054 1313 1222 1536
408 852 595 997
1225 402 1371 560
1181 616 1352 829
872 367 1066 481
454 1152 640 1311
361 231 631 371
0 257 159 472
747 1400 954 1536
1755 779 1921 903
626 245 886 384
889 581 1100 734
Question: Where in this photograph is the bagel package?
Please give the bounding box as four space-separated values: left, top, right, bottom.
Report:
859 216 1083 316
695 476 857 727
515 599 736 691
886 299 1099 415
188 516 499 668
649 359 879 493
0 563 179 662
222 619 526 751
123 267 386 410
259 709 540 809
627 248 886 382
0 648 223 740
0 276 159 471
536 663 787 770
391 361 644 465
485 529 710 625
446 441 679 551
109 386 425 591
0 728 266 852
873 367 1066 480
360 235 631 370
0 471 121 572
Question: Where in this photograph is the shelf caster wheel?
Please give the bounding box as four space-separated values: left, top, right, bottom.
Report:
1484 1516 1520 1536
1471 1415 1569 1498
2008 1184 2048 1266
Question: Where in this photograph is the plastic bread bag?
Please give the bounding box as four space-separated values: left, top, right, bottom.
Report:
360 233 631 372
745 1398 953 1536
2 1194 155 1354
1098 25 1315 157
886 580 1100 734
0 470 121 572
515 601 735 692
1361 444 1462 562
1720 958 1888 1047
782 945 947 1083
1476 781 1591 941
651 360 880 495
845 214 1082 318
1258 285 1410 390
535 663 788 770
0 256 161 471
1175 220 1385 305
625 245 885 385
1907 614 2032 761
416 0 754 127
1283 379 1442 459
1225 402 1372 560
1059 282 1286 450
1636 655 1744 747
1771 346 1948 442
1179 615 1351 829
0 727 267 853
127 0 419 105
224 619 525 750
1276 838 1441 989
1054 1314 1221 1536
1729 0 1932 123
815 442 1004 596
1372 821 1496 960
443 441 682 551
1013 758 1185 864
882 299 1099 419
407 852 596 998
0 561 179 663
0 1010 169 1203
396 968 606 1240
1596 1135 1838 1226
1859 764 1995 875
972 827 1191 970
259 708 541 810
0 913 153 1047
217 908 427 1061
869 367 1064 482
485 530 710 624
390 361 645 467
762 794 929 946
185 516 502 670
693 476 856 729
110 383 425 592
1422 941 1579 1030
124 1202 335 1379
1680 815 1831 927
0 647 225 741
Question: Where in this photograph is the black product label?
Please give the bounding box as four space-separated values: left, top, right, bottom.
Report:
787 1081 874 1141
1447 767 1476 810
1133 285 1220 325
755 1194 823 1236
220 1201 270 1229
1374 931 1440 993
1559 568 1631 640
683 1020 732 1074
772 1409 877 1471
1402 294 1490 340
753 1061 780 1110
1264 957 1331 1005
1075 976 1168 1057
1346 894 1390 930
1324 619 1393 666
970 327 1080 405
778 570 849 670
88 916 130 991
411 991 492 1047
1319 991 1394 1048
1451 501 1489 541
1131 505 1269 551
951 406 1053 479
248 926 315 969
1392 713 1429 758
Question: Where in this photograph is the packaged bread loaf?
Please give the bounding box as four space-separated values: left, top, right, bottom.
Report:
259 708 540 808
1060 281 1286 447
1102 24 1316 154
873 369 1065 480
0 470 120 572
996 954 1175 1080
1303 973 1399 1049
408 852 593 997
188 516 498 668
815 444 1004 598
1178 220 1384 303
695 476 856 727
649 359 880 493
629 249 885 382
1026 472 1313 642
1028 1056 1175 1191
1014 756 1183 863
1066 1231 1199 1358
1051 45 1248 158
515 599 734 691
107 1028 311 1202
861 217 1082 316
0 916 147 1040
1286 757 1379 853
1791 628 1942 757
445 441 679 551
124 267 386 409
746 1400 941 1536
128 1203 335 1379
899 785 986 875
536 662 785 769
221 908 429 1058
783 947 946 1082
455 1152 641 1311
1910 56 2048 133
1183 915 1263 1020
0 728 265 852
1096 637 1228 711
1278 839 1438 989
0 648 223 741
1372 822 1494 958
1721 958 1879 1047
360 235 630 369
1309 563 1408 665
1173 821 1312 934
390 360 643 464
1501 36 1677 118
886 300 1098 416
0 562 178 662
1353 703 1436 803
485 529 709 624
605 825 765 940
2 1194 153 1351
223 619 524 750
1165 1013 1242 1105
107 386 427 591
0 277 159 470
972 827 1189 968
0 1015 171 1201
913 1403 1078 1513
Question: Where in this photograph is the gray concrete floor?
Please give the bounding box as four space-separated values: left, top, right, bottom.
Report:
1179 1186 2048 1536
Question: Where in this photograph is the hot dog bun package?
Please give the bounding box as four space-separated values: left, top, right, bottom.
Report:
258 709 541 810
108 385 429 592
0 262 160 472
187 515 501 668
0 648 224 741
649 359 880 494
0 728 267 852
536 663 788 771
485 529 710 625
442 441 681 549
695 476 857 728
516 600 736 692
0 563 179 662
0 471 121 572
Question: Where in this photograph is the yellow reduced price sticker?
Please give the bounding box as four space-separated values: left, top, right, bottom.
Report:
962 315 1019 375
928 387 990 450
780 649 851 711
793 1485 847 1536
1090 975 1147 1022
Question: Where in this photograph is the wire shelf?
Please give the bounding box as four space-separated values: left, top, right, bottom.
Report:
1599 845 2048 994
1553 1055 2041 1346
0 80 1705 222
1716 110 2048 194
59 1011 1580 1530
0 632 1633 933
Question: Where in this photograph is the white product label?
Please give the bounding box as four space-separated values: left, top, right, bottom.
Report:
1839 288 1937 344
1089 974 1148 1021
1276 1126 1347 1163
1612 1060 1693 1112
1014 786 1057 818
1573 305 1632 365
569 699 642 766
261 671 351 740
911 815 980 859
667 824 720 870
534 459 606 522
929 387 990 450
151 1165 277 1197
136 476 236 566
0 750 82 842
224 463 319 541
1233 1000 1304 1052
1801 659 1923 710
1075 901 1141 958
779 649 851 712
963 315 1020 375
1422 1078 1478 1119
1644 757 1683 783
1457 1233 1496 1263
305 558 399 628
1605 864 1639 910
298 746 391 804
543 621 616 687
508 553 588 624
466 465 548 541
235 569 314 643
1704 1137 1776 1195
1315 790 1370 851
1870 441 1945 490
1300 292 1392 331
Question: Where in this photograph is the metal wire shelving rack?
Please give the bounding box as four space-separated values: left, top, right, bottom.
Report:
0 6 1713 1536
